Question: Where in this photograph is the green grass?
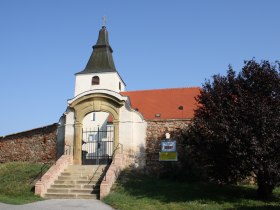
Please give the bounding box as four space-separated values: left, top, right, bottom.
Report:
1 162 279 209
0 162 48 204
103 170 280 210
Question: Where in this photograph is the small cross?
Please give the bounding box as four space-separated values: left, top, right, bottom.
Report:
102 16 107 27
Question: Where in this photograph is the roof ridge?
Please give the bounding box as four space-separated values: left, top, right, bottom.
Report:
122 87 200 93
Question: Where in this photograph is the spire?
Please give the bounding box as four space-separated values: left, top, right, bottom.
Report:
77 26 117 74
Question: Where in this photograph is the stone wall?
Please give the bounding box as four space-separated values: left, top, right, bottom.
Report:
35 155 73 196
145 119 191 174
0 124 58 163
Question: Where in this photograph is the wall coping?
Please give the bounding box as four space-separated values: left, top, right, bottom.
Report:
146 118 192 122
100 153 125 199
0 123 58 140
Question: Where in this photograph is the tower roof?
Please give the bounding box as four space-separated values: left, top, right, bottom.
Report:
77 26 117 74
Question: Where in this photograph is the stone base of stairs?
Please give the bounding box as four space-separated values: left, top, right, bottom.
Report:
43 165 107 199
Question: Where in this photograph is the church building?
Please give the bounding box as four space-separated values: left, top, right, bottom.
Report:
58 25 148 167
0 25 200 199
56 25 200 168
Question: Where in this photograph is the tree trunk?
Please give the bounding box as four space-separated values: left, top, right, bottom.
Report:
257 175 274 199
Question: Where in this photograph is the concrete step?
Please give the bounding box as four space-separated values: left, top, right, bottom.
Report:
57 176 90 181
71 189 98 194
60 172 102 177
42 164 107 200
77 194 99 199
44 193 98 199
66 165 106 171
61 170 99 174
47 188 69 194
44 193 76 199
63 169 104 174
47 188 97 194
50 184 100 189
54 179 99 185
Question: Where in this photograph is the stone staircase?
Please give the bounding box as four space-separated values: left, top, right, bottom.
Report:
43 165 107 199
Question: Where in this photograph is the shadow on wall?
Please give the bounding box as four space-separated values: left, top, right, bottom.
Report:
120 144 146 170
130 144 146 169
57 116 66 159
145 125 204 181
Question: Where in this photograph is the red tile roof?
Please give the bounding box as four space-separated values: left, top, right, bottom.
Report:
121 87 200 120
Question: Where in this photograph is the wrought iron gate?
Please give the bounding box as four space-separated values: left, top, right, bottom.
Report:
82 126 114 165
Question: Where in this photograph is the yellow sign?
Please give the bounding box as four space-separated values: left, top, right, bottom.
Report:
159 152 177 161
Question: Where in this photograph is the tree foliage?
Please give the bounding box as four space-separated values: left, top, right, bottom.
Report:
187 60 280 199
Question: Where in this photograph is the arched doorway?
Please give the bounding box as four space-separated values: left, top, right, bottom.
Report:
81 111 114 165
69 93 125 165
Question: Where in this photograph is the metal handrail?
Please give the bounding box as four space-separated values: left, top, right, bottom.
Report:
29 162 51 184
103 143 123 181
39 163 49 181
31 145 73 185
64 145 72 155
88 164 102 184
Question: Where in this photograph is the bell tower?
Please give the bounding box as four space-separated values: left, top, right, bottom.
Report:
74 26 125 96
58 23 147 168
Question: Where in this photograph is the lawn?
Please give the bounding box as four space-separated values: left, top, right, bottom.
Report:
1 162 280 209
103 169 280 210
0 162 48 204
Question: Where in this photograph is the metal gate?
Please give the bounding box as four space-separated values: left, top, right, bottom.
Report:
81 125 114 165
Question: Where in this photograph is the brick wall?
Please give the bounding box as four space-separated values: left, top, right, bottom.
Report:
145 119 190 174
0 124 58 163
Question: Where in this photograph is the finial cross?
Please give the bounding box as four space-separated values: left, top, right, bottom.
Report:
102 16 107 27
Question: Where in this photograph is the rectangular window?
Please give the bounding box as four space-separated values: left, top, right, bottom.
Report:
88 134 94 142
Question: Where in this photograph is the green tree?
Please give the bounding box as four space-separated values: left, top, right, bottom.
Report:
187 60 280 199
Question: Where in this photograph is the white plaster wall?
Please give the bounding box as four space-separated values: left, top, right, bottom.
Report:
132 113 147 151
132 118 147 168
119 103 147 150
118 101 147 168
57 115 66 158
75 72 125 96
82 112 109 131
82 111 110 145
64 91 146 167
68 89 128 105
64 109 75 154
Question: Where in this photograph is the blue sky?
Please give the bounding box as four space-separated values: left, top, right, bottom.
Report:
0 0 279 136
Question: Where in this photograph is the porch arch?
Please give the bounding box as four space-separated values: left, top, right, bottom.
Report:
69 93 125 164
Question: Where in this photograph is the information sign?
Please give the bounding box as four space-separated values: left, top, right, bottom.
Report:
159 152 178 161
161 140 176 152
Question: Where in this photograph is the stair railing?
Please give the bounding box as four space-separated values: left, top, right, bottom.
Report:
29 162 51 184
32 145 72 184
103 143 123 181
39 163 50 181
88 164 102 184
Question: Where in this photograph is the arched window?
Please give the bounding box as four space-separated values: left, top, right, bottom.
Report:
92 76 100 85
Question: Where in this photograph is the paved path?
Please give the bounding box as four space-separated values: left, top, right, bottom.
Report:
0 199 114 210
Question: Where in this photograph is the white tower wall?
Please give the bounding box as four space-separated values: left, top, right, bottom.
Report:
75 72 125 96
